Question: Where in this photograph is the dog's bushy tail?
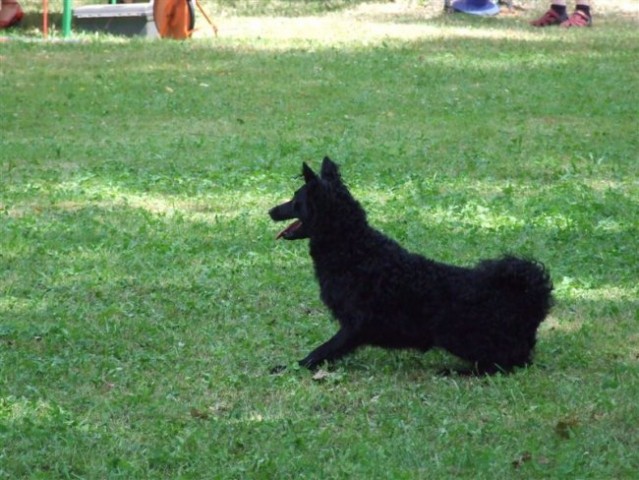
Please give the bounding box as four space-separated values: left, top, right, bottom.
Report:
482 255 554 322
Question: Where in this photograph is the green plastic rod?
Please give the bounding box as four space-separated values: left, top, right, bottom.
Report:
62 0 72 37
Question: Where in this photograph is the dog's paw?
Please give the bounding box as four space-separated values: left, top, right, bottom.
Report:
269 364 288 375
437 364 508 377
436 366 482 377
298 357 321 370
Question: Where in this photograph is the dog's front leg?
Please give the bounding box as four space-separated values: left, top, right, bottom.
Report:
299 328 360 370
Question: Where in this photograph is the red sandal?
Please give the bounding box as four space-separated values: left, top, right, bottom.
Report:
561 10 592 27
0 2 24 29
530 8 568 27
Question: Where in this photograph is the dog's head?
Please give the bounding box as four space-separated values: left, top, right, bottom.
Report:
269 156 363 240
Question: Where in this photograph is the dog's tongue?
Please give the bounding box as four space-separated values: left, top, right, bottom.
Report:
276 220 302 240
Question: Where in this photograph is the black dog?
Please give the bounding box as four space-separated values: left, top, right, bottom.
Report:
269 157 553 374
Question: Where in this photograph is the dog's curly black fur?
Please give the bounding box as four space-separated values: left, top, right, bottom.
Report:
269 157 553 374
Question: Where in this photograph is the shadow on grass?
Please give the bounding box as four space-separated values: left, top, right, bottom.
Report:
209 0 403 17
1 200 636 353
2 11 637 376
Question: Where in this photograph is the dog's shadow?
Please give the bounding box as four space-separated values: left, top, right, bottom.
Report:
268 349 525 379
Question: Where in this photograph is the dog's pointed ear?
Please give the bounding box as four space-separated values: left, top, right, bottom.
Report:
302 162 318 183
320 156 340 182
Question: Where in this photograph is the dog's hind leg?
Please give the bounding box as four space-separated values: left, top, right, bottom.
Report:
299 328 361 370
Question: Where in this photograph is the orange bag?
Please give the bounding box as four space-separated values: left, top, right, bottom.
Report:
154 0 195 39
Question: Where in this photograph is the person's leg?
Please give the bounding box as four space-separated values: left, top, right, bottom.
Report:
530 1 569 27
575 1 591 16
561 0 592 27
550 0 568 16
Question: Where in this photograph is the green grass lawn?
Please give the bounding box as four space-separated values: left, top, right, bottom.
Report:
1 1 638 478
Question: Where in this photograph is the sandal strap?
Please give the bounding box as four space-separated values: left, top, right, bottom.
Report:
562 10 592 27
531 9 565 26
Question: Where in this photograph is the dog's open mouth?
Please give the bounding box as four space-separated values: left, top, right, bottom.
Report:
276 220 303 240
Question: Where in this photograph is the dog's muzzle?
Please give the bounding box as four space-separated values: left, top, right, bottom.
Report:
269 203 308 240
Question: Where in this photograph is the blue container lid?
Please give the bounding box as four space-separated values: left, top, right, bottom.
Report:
452 0 500 16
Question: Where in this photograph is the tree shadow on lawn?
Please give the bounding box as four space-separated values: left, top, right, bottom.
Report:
2 199 636 375
535 298 639 376
215 0 383 15
5 33 634 187
3 176 636 284
3 20 637 375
